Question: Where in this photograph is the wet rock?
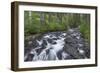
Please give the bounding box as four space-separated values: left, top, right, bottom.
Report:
64 36 77 44
47 38 53 43
41 40 47 49
65 54 75 59
35 48 43 55
24 48 31 55
53 38 58 40
83 45 90 58
32 40 40 48
25 53 34 61
47 38 57 44
24 28 90 61
57 50 63 60
63 44 85 59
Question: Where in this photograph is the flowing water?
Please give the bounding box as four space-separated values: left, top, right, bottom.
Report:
24 28 90 61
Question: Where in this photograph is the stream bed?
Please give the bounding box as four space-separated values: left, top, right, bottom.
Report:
24 28 90 62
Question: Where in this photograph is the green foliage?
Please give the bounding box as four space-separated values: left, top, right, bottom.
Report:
79 14 90 43
24 11 90 42
24 11 69 36
79 22 90 43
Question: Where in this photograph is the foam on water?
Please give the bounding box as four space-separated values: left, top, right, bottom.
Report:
29 32 66 61
24 29 89 61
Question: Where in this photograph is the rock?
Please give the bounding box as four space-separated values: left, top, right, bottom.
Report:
63 44 85 59
64 36 77 44
35 48 43 55
47 38 57 44
83 45 90 58
47 38 52 43
41 39 47 49
24 28 90 61
53 38 58 40
25 53 34 61
24 48 31 55
64 54 75 59
32 39 39 48
57 50 63 60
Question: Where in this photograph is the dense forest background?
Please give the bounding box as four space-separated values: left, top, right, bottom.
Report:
24 11 90 42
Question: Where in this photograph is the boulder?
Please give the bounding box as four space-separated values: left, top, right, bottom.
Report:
63 44 85 59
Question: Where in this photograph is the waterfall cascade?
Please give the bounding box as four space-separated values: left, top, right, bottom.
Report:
24 28 90 61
